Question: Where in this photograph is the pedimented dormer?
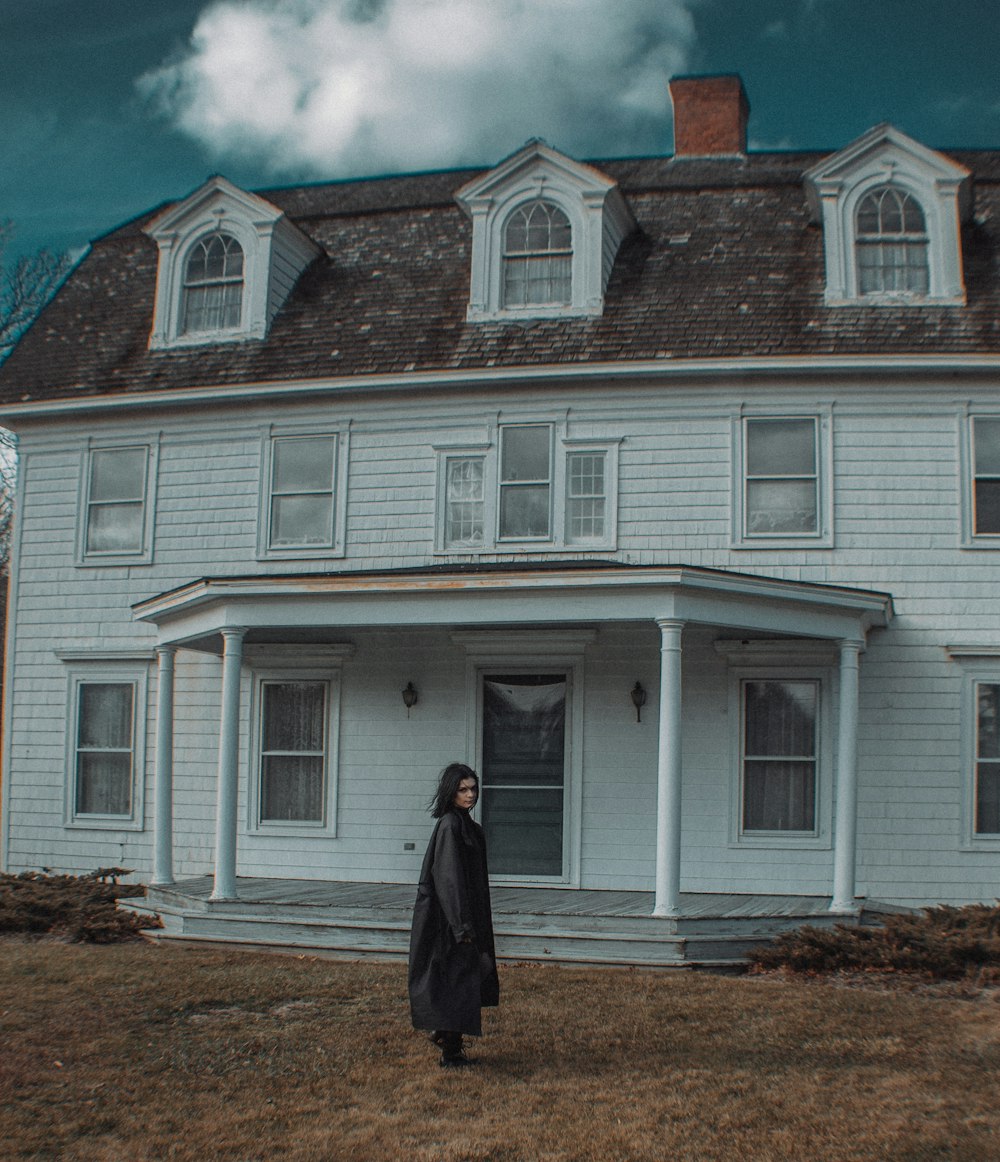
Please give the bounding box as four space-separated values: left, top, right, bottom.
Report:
455 141 636 323
804 124 971 306
144 176 322 349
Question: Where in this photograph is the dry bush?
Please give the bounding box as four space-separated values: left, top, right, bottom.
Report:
0 868 158 943
751 903 1000 979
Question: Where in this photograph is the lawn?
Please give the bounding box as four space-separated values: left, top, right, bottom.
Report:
1 940 998 1161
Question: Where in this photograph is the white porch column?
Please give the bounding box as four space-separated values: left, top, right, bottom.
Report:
653 619 684 918
151 645 177 886
830 638 863 914
212 628 246 901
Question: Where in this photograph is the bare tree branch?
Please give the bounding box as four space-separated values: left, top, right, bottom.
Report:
0 219 72 362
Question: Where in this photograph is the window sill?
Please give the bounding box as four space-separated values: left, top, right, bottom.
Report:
66 816 143 832
247 824 338 839
434 542 617 556
77 553 152 568
731 833 829 851
730 536 833 551
258 546 346 561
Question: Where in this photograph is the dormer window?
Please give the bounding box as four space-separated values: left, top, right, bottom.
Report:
455 140 635 323
182 233 245 334
804 124 970 307
502 201 572 308
855 187 928 296
145 175 320 349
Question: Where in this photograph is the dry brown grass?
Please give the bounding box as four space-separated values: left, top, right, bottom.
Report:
1 941 998 1162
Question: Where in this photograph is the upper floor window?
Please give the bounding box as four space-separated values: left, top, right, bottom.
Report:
437 424 618 553
855 187 929 296
741 418 820 540
502 201 572 308
260 432 347 559
80 444 156 565
971 418 1000 537
182 233 244 335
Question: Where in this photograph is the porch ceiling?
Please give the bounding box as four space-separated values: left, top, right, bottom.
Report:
133 564 893 650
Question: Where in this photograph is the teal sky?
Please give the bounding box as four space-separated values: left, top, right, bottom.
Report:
2 0 999 261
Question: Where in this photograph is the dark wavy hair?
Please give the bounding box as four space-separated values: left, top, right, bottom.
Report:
429 762 479 817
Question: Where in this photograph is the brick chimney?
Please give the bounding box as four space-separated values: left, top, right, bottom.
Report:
669 74 749 157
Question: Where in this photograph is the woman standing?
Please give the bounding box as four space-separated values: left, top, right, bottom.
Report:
408 763 500 1067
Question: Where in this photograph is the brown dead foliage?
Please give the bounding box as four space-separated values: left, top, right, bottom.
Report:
1 941 999 1161
0 870 159 944
750 903 1000 982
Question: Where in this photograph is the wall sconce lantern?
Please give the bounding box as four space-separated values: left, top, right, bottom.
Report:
630 681 646 723
402 682 418 717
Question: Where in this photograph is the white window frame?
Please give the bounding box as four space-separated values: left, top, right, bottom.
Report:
180 231 246 336
962 415 1000 547
732 412 832 548
245 647 349 838
77 441 158 566
725 659 833 850
258 428 349 559
64 665 148 831
434 425 618 554
952 662 1000 851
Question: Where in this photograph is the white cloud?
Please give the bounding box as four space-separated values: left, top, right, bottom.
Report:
138 0 698 178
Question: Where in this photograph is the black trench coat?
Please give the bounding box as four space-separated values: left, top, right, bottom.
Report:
408 807 500 1036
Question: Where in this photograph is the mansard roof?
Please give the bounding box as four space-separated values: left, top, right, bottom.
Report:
3 147 1000 405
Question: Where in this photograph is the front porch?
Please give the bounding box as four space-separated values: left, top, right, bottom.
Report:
123 877 901 968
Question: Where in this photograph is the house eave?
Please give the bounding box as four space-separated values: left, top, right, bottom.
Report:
4 354 1000 421
132 563 893 650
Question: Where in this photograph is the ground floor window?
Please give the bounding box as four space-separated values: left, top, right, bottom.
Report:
74 681 135 816
258 680 329 825
975 682 1000 834
741 679 818 833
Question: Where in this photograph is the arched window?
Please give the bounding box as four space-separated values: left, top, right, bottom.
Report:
181 233 245 333
855 187 929 295
502 201 572 307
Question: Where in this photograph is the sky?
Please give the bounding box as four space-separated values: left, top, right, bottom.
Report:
2 0 1000 263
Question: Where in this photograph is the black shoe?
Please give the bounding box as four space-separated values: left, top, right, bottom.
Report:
439 1051 473 1068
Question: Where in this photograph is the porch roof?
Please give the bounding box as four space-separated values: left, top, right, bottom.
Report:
133 562 893 651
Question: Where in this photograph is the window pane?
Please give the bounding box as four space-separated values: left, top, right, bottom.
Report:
974 481 1000 535
271 494 334 546
262 682 326 752
745 680 817 758
501 426 550 482
273 438 336 493
481 788 564 876
90 449 146 502
499 485 550 538
78 684 133 748
974 420 1000 474
503 255 572 306
482 677 566 787
261 755 324 823
566 452 606 541
76 753 132 815
746 480 817 534
183 282 242 332
743 760 815 831
86 502 144 553
746 420 815 476
445 457 484 547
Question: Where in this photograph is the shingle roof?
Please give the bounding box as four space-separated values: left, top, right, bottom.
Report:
3 149 1000 405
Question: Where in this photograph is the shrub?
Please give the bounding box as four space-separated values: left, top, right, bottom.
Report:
0 869 159 943
750 904 1000 979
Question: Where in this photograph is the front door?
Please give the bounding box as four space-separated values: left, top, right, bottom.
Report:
480 672 567 878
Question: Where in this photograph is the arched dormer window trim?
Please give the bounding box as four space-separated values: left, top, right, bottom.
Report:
145 176 321 350
502 198 575 309
852 183 930 298
456 140 636 323
803 124 970 308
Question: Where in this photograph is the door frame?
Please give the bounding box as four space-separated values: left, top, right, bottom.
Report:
453 629 593 887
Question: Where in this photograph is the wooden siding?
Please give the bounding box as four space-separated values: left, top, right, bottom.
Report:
4 374 1000 905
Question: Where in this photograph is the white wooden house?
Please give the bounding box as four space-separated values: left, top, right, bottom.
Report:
2 74 999 963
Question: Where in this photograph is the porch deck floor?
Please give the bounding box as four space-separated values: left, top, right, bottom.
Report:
154 876 836 920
